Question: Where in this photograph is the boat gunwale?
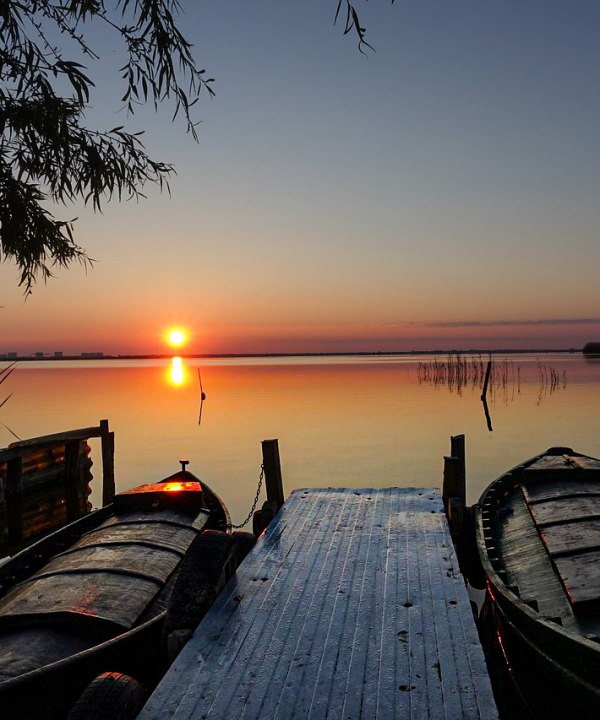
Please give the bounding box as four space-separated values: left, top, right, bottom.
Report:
489 596 600 705
0 609 166 692
474 447 600 655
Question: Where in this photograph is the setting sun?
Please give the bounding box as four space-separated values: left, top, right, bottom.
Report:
166 327 187 349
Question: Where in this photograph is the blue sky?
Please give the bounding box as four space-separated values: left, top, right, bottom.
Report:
2 1 600 354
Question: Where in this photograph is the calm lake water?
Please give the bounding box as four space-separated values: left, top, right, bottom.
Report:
2 353 599 525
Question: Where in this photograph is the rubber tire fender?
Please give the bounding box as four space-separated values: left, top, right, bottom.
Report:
65 672 148 720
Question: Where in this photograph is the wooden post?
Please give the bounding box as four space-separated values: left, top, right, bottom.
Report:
450 433 466 503
6 456 23 545
100 419 115 506
253 439 285 537
480 359 492 400
443 434 467 551
443 456 460 515
443 435 466 510
261 438 285 511
482 396 493 432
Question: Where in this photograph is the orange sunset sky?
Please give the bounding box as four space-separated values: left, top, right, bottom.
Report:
2 1 600 356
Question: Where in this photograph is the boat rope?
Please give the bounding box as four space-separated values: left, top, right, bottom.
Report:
227 463 265 530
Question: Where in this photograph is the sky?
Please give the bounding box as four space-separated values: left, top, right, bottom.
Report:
2 1 600 355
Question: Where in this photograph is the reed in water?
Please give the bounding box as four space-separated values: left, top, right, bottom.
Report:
417 354 500 395
417 353 565 400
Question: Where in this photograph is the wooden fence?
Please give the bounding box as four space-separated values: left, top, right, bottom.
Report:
0 419 115 552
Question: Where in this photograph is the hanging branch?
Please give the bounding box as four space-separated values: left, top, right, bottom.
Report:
0 1 214 292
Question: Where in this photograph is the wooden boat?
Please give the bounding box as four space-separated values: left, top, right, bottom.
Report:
474 447 600 719
0 463 246 720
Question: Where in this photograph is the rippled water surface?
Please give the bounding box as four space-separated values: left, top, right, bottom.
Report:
2 353 599 524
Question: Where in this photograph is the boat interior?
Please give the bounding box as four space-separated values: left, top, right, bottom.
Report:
482 451 600 641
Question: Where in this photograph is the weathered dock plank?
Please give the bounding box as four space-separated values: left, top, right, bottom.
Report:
139 488 497 719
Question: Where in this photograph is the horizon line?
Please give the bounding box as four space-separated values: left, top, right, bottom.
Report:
1 347 586 362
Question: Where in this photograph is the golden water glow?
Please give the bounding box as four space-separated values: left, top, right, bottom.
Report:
166 327 187 348
168 356 187 386
4 356 598 518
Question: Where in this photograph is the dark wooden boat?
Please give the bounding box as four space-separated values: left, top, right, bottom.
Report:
0 463 243 720
475 447 600 719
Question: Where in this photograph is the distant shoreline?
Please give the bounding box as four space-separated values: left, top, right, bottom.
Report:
1 348 583 362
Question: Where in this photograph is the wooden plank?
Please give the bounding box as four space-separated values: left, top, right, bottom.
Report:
496 491 575 627
524 479 600 503
64 440 84 521
555 550 600 606
528 496 600 527
139 488 497 720
32 543 184 582
0 510 206 628
509 480 600 610
0 572 161 629
76 520 198 554
527 456 600 472
6 457 23 545
0 448 21 463
540 519 600 557
0 441 94 552
8 425 105 448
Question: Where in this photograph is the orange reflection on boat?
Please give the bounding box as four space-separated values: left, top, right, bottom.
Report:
118 481 201 495
162 482 183 492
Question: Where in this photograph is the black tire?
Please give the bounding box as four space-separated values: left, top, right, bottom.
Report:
231 530 257 563
65 672 148 720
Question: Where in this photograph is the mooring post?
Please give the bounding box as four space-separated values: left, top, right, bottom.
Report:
443 434 467 553
261 438 285 511
100 419 115 506
450 433 466 502
443 456 460 514
253 439 285 537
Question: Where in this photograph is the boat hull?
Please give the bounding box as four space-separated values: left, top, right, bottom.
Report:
0 471 235 719
474 448 600 719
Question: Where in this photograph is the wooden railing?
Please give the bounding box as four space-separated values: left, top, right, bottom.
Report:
0 419 115 552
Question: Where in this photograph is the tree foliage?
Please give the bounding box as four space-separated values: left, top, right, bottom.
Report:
335 0 395 54
0 1 388 293
0 0 213 292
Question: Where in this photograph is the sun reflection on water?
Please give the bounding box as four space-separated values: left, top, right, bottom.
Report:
168 356 187 387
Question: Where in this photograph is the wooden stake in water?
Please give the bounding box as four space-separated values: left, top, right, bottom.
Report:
480 359 492 400
197 368 206 400
197 368 206 425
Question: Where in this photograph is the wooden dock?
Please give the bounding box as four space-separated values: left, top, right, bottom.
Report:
139 486 497 719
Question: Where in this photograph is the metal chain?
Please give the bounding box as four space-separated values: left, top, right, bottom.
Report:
227 463 265 530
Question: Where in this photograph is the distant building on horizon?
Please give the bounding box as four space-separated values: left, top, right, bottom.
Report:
54 351 63 358
81 352 104 359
